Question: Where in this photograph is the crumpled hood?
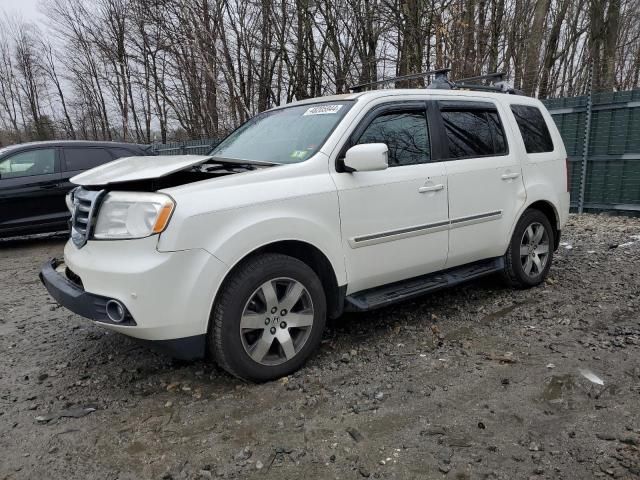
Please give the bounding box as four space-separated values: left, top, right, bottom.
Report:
70 155 212 186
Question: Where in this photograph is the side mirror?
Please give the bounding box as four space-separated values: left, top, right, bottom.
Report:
343 143 388 172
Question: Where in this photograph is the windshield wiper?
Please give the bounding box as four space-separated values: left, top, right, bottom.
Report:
208 156 280 167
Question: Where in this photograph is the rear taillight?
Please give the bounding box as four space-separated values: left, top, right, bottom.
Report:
565 158 570 192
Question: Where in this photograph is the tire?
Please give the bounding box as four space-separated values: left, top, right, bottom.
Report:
209 253 326 382
502 209 554 288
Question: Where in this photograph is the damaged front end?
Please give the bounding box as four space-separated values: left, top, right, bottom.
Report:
66 155 277 248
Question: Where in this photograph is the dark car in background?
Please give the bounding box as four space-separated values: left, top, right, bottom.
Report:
0 140 152 238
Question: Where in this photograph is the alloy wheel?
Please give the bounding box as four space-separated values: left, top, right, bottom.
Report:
519 222 550 277
239 277 314 366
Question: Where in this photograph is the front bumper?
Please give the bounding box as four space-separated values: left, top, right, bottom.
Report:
40 258 135 325
39 238 229 360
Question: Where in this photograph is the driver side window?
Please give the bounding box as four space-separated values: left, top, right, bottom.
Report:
355 109 431 166
0 149 56 179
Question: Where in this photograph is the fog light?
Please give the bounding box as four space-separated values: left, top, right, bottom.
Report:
105 299 126 323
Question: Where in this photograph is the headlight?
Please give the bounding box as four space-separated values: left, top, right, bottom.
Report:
65 189 75 212
93 191 175 240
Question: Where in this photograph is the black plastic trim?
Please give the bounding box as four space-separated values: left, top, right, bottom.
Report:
39 258 136 326
438 100 499 111
426 100 448 161
354 219 450 243
345 257 504 311
450 210 502 225
330 284 348 319
137 335 206 361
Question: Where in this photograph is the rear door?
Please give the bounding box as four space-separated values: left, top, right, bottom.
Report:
0 147 64 233
435 99 526 268
59 146 118 193
60 146 117 179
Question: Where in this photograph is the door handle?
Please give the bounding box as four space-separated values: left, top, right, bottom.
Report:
501 172 520 180
40 183 60 189
418 183 444 193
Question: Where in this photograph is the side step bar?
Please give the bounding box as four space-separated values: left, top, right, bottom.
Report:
344 257 504 312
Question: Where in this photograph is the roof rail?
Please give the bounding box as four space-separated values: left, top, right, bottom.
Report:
349 68 451 92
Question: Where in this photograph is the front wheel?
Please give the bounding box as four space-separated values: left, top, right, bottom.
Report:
502 209 554 288
209 253 326 382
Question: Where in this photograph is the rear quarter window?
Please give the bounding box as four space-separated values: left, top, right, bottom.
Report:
510 105 554 153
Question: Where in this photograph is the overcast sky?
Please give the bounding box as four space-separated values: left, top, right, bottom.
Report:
1 0 41 22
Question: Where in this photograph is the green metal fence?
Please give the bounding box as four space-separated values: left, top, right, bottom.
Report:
150 90 640 212
542 89 640 212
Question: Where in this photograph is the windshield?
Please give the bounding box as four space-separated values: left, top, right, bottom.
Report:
209 101 353 164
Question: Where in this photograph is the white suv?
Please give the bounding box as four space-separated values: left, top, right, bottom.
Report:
40 87 570 381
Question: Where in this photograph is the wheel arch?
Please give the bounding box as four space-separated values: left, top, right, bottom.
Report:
212 240 345 323
525 200 560 250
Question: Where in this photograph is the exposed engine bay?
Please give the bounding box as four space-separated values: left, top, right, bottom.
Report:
73 156 277 192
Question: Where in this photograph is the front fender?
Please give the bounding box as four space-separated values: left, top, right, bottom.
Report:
158 191 346 286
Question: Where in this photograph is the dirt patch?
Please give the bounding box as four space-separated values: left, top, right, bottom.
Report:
1 215 640 479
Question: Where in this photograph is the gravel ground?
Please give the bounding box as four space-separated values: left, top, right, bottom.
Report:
1 213 640 480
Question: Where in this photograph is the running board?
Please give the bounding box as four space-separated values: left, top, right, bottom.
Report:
344 257 504 312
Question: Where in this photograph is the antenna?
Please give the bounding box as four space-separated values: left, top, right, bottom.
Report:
349 68 451 92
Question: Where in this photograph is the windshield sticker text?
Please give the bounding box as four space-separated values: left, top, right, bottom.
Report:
290 150 309 159
303 105 343 116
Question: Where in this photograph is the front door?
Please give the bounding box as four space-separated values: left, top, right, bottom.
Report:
435 100 526 267
0 147 65 234
331 102 449 294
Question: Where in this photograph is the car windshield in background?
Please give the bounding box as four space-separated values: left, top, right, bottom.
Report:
209 101 353 164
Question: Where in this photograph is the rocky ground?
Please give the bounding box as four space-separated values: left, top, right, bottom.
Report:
1 213 639 480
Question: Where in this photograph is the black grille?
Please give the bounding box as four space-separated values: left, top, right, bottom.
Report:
71 188 103 248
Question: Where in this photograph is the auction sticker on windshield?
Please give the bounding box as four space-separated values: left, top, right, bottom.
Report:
303 105 343 116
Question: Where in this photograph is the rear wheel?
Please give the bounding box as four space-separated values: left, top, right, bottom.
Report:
503 209 554 288
209 253 326 382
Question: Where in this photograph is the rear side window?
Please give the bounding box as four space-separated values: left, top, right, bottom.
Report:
440 103 508 159
356 110 430 166
63 148 113 171
510 105 554 153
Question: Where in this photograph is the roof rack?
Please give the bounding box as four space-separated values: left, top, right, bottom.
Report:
456 72 505 84
349 69 451 92
455 72 523 95
349 69 522 95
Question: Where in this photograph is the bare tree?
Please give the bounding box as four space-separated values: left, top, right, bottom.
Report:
0 0 639 143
